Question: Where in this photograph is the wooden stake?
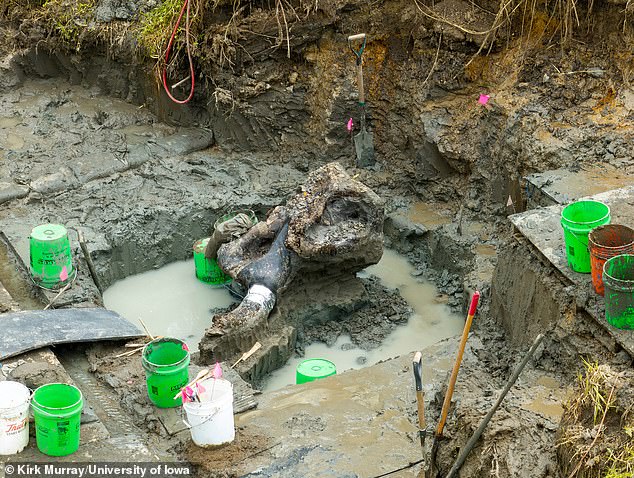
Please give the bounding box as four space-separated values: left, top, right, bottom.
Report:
138 318 154 340
231 342 262 368
174 368 211 400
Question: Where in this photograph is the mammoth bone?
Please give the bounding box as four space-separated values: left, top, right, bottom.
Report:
200 162 385 361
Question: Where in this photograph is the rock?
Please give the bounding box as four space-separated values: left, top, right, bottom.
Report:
0 54 25 89
9 361 69 389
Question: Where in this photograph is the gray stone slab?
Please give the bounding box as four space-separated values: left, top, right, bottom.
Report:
0 308 143 360
510 186 634 355
525 164 632 207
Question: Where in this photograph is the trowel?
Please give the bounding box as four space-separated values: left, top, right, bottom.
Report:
348 33 375 168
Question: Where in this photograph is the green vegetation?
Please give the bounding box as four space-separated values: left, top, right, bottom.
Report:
558 359 634 478
137 0 187 58
42 0 95 47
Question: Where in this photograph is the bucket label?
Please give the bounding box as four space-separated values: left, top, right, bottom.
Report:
170 378 188 393
5 417 27 435
57 420 70 446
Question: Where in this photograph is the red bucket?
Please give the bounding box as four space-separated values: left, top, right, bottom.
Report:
588 224 634 295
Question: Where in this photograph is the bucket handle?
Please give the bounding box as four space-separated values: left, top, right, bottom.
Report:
181 406 222 430
564 227 592 252
31 400 83 419
0 387 34 418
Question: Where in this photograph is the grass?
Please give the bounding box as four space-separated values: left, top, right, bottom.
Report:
137 0 190 58
0 0 96 51
43 0 95 46
569 359 617 423
604 442 634 477
414 0 633 81
136 0 321 68
557 359 634 478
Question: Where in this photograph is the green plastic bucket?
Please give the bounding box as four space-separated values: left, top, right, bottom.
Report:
296 359 337 384
142 338 190 408
603 254 634 330
29 224 76 289
31 383 83 457
193 238 232 286
560 201 610 273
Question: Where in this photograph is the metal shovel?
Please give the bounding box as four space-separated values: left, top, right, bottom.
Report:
413 351 427 450
348 33 375 168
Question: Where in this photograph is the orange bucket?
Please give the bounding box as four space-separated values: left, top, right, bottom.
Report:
588 224 634 295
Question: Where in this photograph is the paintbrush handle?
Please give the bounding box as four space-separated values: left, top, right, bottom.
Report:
174 371 211 400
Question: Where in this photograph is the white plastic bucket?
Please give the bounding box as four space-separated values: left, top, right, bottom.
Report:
0 381 31 455
183 378 235 447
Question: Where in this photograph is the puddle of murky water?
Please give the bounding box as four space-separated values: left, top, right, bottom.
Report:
103 249 463 386
0 117 21 128
103 260 236 351
523 398 564 418
474 244 496 256
6 133 24 149
407 202 452 227
262 249 464 392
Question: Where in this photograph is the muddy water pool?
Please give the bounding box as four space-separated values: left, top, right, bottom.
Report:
103 249 463 387
262 249 464 391
103 260 236 350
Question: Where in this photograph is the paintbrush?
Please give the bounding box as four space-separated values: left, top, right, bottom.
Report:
174 368 210 400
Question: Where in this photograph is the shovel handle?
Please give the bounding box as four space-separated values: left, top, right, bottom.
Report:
435 291 480 438
348 33 367 105
413 351 426 430
417 390 426 430
348 33 366 42
356 63 365 105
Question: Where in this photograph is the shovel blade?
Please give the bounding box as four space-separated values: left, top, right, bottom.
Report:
354 128 375 168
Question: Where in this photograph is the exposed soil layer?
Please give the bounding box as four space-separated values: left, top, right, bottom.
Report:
1 0 634 472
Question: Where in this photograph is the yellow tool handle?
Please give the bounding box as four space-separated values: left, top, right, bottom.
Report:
436 291 480 437
416 390 426 429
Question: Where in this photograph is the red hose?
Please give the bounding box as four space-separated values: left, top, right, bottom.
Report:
161 0 195 104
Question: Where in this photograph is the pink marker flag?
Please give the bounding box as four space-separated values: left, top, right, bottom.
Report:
212 362 223 379
59 265 68 282
347 117 354 132
196 382 206 394
478 94 490 105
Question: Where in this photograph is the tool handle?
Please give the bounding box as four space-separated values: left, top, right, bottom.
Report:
413 351 423 391
348 33 366 41
446 334 545 478
356 63 365 105
416 390 426 429
435 291 480 437
468 291 480 316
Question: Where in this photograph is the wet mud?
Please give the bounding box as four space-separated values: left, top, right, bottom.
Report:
1 1 633 471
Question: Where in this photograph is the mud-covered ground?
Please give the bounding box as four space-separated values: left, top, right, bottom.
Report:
1 0 634 472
